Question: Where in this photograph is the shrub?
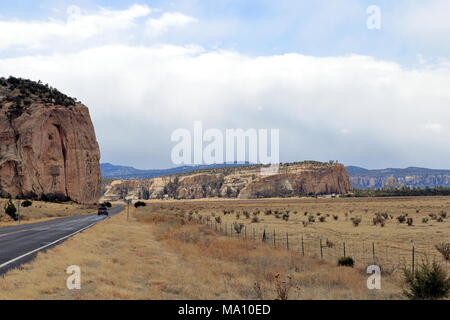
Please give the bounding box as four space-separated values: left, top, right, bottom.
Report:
215 216 222 224
338 256 354 267
251 216 260 223
319 216 326 223
282 213 289 221
233 222 244 234
397 215 406 223
350 217 361 227
373 214 385 226
274 274 293 300
435 243 450 261
21 200 33 208
439 211 447 219
333 215 339 221
4 198 17 221
134 201 146 208
308 215 315 223
407 218 414 226
103 201 112 208
403 260 450 300
422 218 429 224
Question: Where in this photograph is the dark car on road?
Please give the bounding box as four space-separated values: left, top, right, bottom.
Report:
98 205 109 216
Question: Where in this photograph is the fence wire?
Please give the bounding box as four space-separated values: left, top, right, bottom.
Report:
200 218 449 273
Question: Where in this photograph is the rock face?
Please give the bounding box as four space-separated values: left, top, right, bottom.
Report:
102 162 352 201
0 77 101 204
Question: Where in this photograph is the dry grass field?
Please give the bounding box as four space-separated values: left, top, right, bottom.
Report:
0 199 96 227
140 196 450 272
0 207 404 300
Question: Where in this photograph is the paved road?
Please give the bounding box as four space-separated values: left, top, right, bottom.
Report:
0 205 124 275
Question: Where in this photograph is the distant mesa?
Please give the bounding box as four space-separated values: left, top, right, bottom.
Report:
0 77 101 204
101 161 352 201
347 166 450 189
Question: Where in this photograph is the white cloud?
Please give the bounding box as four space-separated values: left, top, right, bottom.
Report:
396 0 450 44
421 123 444 133
1 45 449 168
0 4 152 50
146 12 198 37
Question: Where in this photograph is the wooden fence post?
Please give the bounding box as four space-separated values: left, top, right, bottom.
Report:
412 242 415 275
320 238 323 260
343 242 346 257
301 236 305 256
372 242 375 264
286 233 289 250
273 230 276 247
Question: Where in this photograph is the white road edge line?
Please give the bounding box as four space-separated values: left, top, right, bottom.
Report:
0 221 97 270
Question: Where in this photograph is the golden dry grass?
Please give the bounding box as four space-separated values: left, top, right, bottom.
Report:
138 197 450 271
0 206 404 300
0 199 96 227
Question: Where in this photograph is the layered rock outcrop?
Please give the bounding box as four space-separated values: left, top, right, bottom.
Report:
0 77 101 204
103 162 352 201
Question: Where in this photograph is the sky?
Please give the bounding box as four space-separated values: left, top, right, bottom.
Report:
0 0 449 169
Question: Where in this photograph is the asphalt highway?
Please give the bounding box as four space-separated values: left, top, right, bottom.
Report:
0 205 124 275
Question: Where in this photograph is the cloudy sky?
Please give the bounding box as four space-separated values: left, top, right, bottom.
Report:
0 0 449 169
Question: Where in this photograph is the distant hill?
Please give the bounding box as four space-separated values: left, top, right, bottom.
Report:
100 163 251 179
347 166 450 189
102 163 450 190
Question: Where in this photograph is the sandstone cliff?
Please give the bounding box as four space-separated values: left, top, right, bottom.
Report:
0 77 101 204
103 162 352 201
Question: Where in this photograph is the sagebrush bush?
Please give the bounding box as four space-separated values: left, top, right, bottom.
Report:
435 243 450 261
21 200 33 208
350 217 361 227
397 215 406 223
134 201 146 208
251 216 260 223
233 222 244 234
403 260 450 300
4 198 18 221
338 256 354 268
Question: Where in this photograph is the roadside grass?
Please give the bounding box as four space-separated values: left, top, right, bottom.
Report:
0 207 403 300
0 200 96 227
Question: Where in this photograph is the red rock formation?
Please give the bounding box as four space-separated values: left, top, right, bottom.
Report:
0 77 101 204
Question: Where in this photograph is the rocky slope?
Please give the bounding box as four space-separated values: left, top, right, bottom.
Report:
347 166 450 189
102 162 352 201
0 77 101 204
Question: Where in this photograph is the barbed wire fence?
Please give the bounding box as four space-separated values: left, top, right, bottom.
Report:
194 216 449 274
